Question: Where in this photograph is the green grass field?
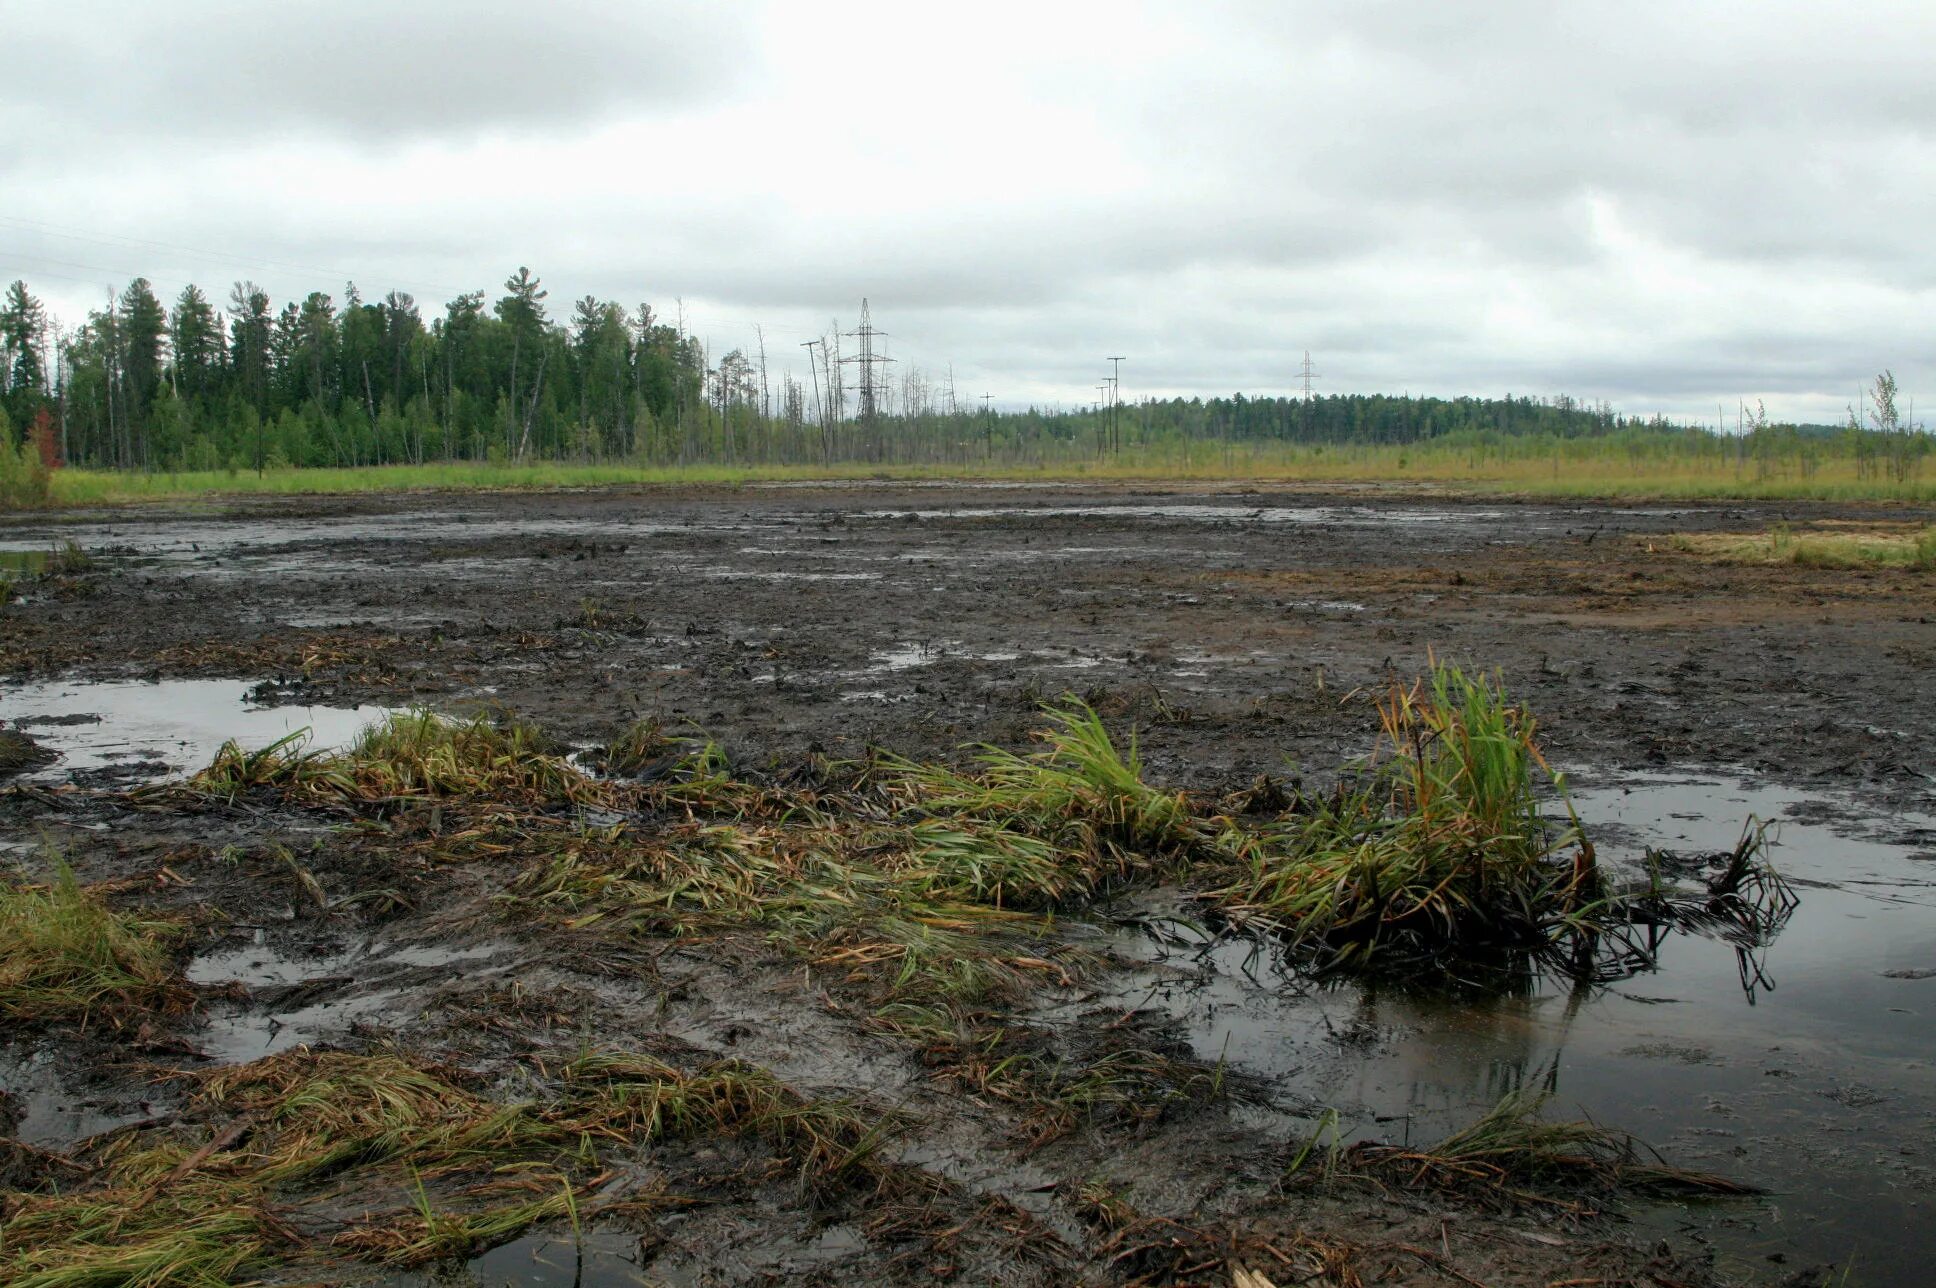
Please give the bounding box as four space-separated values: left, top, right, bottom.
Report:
18 442 1936 508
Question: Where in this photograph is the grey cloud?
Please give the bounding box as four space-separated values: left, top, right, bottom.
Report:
1065 1 1936 287
5 0 754 148
4 0 1931 424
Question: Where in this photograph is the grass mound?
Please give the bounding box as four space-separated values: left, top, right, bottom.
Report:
0 862 187 1026
1218 664 1598 972
1223 662 1603 964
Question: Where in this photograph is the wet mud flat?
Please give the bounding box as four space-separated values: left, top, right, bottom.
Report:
3 482 1934 1286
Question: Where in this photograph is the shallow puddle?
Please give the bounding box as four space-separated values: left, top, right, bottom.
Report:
0 1044 161 1146
1075 771 1936 1280
0 677 391 780
186 934 516 1065
0 511 748 580
857 502 1497 525
385 1229 653 1287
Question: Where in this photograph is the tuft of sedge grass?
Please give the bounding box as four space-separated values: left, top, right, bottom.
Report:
890 821 1074 908
589 717 674 777
46 540 93 577
0 860 188 1026
1217 661 1600 971
1293 1087 1760 1203
189 1050 537 1186
1916 526 1936 569
0 727 54 775
194 709 609 806
194 728 327 798
877 699 1214 900
642 737 830 820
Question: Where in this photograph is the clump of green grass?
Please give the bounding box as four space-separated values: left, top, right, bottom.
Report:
891 821 1071 908
1218 663 1597 971
508 684 1625 997
45 540 92 577
2 1051 551 1285
1291 1087 1758 1203
589 717 674 777
1 1182 274 1288
878 700 1212 902
195 728 324 796
196 709 606 805
0 861 187 1026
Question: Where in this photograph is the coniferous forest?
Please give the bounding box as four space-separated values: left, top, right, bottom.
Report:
0 270 1922 482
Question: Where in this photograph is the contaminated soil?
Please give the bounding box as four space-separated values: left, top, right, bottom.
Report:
3 481 1934 1287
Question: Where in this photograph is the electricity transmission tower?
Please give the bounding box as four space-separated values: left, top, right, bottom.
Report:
841 299 893 454
1298 350 1320 436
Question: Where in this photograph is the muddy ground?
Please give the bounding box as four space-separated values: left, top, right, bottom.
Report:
6 482 1933 797
3 482 1934 1287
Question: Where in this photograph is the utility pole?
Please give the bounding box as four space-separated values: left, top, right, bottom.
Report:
981 392 993 461
1106 356 1125 453
801 340 826 464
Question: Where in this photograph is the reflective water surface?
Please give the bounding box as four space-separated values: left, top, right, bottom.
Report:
1072 772 1936 1281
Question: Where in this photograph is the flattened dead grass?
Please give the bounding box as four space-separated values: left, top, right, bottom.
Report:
1 1046 907 1286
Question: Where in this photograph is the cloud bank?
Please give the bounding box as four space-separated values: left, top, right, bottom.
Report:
3 0 1930 423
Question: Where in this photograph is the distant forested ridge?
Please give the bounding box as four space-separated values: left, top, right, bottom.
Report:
0 270 1922 477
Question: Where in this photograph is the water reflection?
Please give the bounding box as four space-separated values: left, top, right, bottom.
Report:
0 677 391 781
1081 771 1936 1279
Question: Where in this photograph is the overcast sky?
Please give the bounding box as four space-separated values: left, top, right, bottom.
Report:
3 0 1931 424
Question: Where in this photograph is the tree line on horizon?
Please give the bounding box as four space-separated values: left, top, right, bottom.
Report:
0 270 1923 478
